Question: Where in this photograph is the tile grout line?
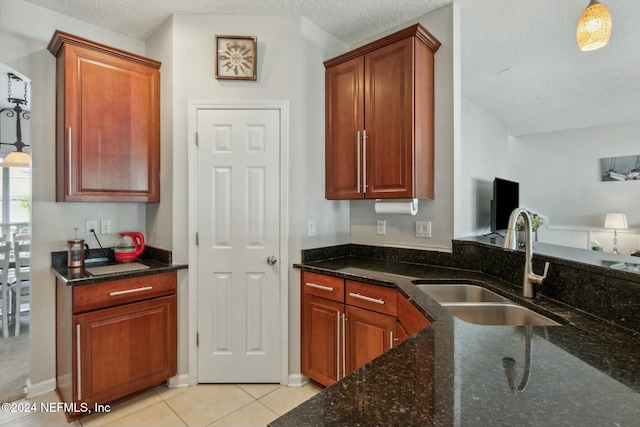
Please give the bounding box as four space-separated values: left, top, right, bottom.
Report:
163 384 259 427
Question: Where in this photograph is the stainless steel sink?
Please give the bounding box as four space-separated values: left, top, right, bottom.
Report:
414 283 561 326
442 303 561 326
415 284 510 303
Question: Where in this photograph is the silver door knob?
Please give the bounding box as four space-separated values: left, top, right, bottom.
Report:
267 256 277 265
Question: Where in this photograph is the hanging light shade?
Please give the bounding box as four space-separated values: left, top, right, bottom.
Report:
0 73 30 168
576 0 612 51
0 151 29 167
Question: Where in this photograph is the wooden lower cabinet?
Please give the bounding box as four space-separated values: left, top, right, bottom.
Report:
56 272 177 418
345 305 396 376
301 295 343 386
75 295 176 407
301 271 429 386
397 292 431 344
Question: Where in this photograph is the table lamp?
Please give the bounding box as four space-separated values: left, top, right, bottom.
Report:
604 213 627 254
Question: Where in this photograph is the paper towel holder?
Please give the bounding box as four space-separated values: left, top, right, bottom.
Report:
374 198 419 215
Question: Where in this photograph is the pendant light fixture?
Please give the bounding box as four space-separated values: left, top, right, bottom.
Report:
0 73 30 168
576 0 612 51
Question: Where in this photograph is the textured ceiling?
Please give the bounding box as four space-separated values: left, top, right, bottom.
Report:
21 0 451 44
21 0 640 136
458 0 640 136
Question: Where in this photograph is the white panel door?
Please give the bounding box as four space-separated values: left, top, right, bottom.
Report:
197 108 280 382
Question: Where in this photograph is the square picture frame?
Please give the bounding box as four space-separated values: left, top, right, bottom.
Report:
215 35 257 80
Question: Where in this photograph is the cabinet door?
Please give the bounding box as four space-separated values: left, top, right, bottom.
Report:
74 295 176 407
301 294 344 387
325 56 365 199
59 42 160 202
397 292 430 344
364 37 415 199
345 305 396 376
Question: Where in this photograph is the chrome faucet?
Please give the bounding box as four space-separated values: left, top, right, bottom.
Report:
503 208 550 298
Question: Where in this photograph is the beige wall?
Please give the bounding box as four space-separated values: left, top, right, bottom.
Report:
0 0 455 391
0 0 150 391
349 4 457 252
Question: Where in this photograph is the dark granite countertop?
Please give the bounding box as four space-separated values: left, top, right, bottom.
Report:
461 235 640 279
271 256 640 427
51 246 187 285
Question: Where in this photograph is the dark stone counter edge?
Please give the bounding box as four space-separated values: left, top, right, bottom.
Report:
275 257 640 426
51 245 188 285
293 259 602 333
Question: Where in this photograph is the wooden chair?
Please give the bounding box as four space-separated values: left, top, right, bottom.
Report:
9 234 30 336
0 238 10 338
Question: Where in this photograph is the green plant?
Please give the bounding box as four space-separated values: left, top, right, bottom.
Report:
20 194 30 212
515 214 544 232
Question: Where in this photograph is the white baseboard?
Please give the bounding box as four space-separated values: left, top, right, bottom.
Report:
287 373 308 387
168 373 192 388
26 377 56 399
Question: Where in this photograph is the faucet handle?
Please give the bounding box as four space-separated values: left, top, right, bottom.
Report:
531 262 550 285
542 261 550 278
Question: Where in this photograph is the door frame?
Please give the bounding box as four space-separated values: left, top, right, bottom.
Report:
187 100 290 386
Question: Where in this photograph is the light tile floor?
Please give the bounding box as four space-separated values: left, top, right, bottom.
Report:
0 383 323 427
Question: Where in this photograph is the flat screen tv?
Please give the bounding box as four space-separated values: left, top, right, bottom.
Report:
491 178 519 232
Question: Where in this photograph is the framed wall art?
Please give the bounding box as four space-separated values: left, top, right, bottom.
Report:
215 35 257 80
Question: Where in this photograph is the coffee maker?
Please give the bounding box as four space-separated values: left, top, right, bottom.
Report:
67 239 89 268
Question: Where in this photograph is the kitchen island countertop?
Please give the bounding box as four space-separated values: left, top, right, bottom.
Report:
271 256 640 427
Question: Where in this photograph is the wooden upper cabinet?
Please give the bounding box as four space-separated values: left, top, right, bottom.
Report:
324 24 440 200
48 31 161 202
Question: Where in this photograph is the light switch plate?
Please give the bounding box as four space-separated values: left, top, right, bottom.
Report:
377 220 386 235
100 219 112 235
308 220 316 237
416 221 432 238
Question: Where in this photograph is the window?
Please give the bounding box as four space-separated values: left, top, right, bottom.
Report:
0 164 30 239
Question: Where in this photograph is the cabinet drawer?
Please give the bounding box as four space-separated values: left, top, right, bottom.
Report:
302 272 345 303
346 280 397 316
73 272 177 313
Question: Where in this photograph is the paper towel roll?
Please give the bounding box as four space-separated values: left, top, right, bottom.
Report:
374 199 419 215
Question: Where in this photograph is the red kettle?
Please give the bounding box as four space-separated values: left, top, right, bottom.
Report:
114 232 145 262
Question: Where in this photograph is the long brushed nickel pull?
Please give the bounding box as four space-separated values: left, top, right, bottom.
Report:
109 286 153 296
349 292 385 305
76 324 82 400
342 313 347 379
357 131 361 193
305 282 334 292
67 127 72 196
362 130 368 192
336 311 340 381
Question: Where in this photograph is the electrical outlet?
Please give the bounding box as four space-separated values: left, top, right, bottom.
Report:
308 220 316 237
416 221 432 238
100 219 112 235
86 220 98 236
377 220 386 235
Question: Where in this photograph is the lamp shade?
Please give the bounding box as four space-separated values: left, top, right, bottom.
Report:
604 213 627 230
577 0 612 51
0 151 30 167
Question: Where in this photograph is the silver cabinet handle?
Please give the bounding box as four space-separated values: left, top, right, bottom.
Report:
76 324 82 400
267 256 277 265
341 313 347 379
109 286 153 296
305 282 334 292
390 331 399 349
362 130 367 192
356 131 361 193
336 311 340 381
349 292 385 305
67 127 72 196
